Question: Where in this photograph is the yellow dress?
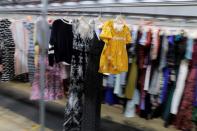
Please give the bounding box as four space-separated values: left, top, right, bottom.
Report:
99 20 132 74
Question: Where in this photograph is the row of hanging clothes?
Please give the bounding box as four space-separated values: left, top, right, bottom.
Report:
101 20 197 131
0 15 105 131
0 14 197 131
0 17 65 101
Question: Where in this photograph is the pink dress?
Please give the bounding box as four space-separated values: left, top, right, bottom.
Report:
30 56 64 101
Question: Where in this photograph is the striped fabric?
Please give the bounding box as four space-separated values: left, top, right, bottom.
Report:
23 22 35 83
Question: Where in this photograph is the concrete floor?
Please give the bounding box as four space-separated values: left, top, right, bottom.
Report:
0 94 142 131
0 82 179 131
0 95 51 131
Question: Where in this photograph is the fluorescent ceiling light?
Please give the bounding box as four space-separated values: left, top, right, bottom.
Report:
50 3 62 7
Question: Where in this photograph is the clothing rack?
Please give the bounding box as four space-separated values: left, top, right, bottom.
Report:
1 1 197 19
1 7 197 28
0 1 197 131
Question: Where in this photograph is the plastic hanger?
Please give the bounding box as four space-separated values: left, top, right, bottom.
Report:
114 11 126 32
95 9 104 29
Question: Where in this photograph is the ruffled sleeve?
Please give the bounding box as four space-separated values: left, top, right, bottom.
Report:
99 21 112 44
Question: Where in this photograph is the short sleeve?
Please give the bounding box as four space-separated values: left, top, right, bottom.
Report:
99 21 112 44
125 26 132 44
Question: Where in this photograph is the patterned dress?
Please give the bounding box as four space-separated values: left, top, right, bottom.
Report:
63 19 93 131
31 19 64 101
23 22 35 83
31 56 64 101
0 19 15 81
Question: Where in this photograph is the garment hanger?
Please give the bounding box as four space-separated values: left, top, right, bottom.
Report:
113 9 126 32
78 12 89 25
95 9 104 29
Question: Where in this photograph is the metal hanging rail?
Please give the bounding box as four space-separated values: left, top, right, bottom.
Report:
1 1 197 19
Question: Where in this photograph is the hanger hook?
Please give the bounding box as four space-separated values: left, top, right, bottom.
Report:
120 7 122 16
100 8 102 17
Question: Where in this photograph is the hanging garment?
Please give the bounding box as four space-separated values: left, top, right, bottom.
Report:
192 107 197 123
124 89 140 118
23 22 35 83
148 68 161 95
114 72 127 97
151 29 160 60
149 35 164 96
170 60 189 115
11 20 29 76
81 32 104 131
146 33 163 113
175 67 197 130
135 30 152 116
185 38 193 60
0 19 15 81
149 71 163 110
144 65 151 91
164 35 187 126
31 56 64 100
160 68 170 104
162 35 176 124
23 21 35 83
64 19 94 131
125 57 137 99
159 35 168 70
31 18 64 101
104 75 118 105
49 19 73 66
99 20 131 74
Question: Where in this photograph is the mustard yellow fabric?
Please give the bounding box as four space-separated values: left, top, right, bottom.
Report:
99 20 131 74
125 57 138 99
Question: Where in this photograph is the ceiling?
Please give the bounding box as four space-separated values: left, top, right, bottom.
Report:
0 0 69 5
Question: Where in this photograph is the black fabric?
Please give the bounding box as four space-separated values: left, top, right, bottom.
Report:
49 19 73 65
63 19 93 131
81 33 104 131
163 35 187 127
0 19 15 81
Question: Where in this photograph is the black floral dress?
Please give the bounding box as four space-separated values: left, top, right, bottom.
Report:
63 19 93 131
